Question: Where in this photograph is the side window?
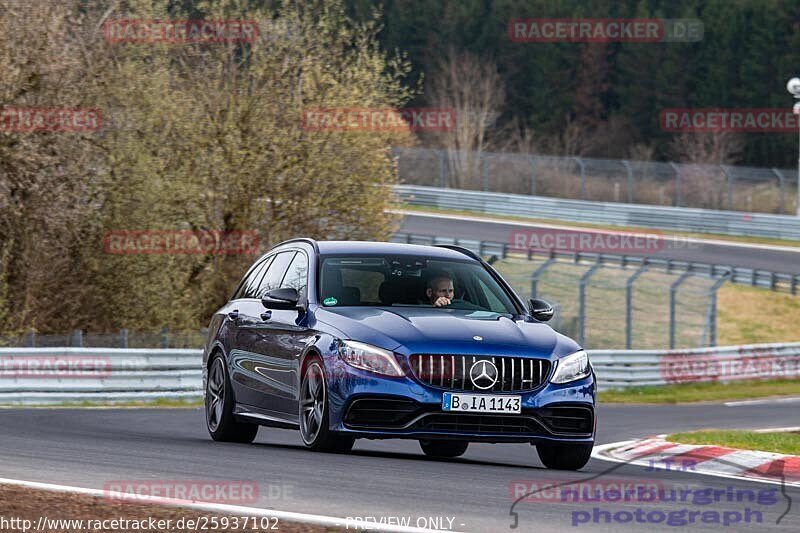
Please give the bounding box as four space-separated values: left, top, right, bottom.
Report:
475 276 509 313
256 251 295 298
281 252 308 299
233 256 272 300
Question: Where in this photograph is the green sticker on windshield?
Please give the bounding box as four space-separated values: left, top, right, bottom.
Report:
323 297 338 306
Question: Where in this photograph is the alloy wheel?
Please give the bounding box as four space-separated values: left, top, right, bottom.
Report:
206 357 225 432
300 361 326 444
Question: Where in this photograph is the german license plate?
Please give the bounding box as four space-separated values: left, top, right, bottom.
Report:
442 392 521 414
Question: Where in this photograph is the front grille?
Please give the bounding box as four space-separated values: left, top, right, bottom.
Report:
417 414 543 435
408 354 550 392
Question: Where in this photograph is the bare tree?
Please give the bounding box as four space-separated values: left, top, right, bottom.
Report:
669 131 744 208
426 47 504 188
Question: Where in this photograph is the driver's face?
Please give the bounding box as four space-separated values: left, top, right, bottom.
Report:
429 279 454 302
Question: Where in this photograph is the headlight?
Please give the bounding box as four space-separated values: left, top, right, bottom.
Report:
338 340 404 377
550 350 591 384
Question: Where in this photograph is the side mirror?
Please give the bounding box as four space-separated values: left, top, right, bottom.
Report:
262 287 302 310
528 298 554 322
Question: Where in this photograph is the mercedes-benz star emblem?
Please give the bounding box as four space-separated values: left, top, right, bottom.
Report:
469 360 498 390
473 335 483 341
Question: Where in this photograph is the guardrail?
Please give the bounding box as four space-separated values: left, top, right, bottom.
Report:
591 342 800 390
393 146 799 215
0 348 202 404
1 343 799 403
393 184 800 241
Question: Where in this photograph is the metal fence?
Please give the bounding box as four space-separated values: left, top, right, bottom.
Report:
394 184 800 241
1 234 796 353
391 233 799 350
0 329 208 349
0 343 797 404
394 147 800 215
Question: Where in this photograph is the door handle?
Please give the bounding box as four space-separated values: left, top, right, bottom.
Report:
260 310 272 321
227 309 240 320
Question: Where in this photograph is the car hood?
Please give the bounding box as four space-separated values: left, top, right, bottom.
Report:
314 306 580 360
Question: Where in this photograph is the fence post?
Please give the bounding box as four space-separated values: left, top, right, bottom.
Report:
575 157 587 200
721 165 733 210
119 328 128 348
160 328 169 349
578 261 602 346
529 155 537 196
481 153 489 191
772 168 786 214
438 149 446 188
669 271 692 349
670 162 682 207
25 330 36 347
72 329 83 347
530 253 557 297
621 160 633 203
625 261 648 349
391 146 401 184
704 271 731 347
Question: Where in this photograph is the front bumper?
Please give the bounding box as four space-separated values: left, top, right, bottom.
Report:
325 354 596 444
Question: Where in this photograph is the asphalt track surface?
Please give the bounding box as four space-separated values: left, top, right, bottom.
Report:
398 212 800 275
1 402 799 532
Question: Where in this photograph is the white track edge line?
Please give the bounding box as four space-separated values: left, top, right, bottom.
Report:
591 440 800 489
725 397 800 406
391 209 800 254
0 477 459 533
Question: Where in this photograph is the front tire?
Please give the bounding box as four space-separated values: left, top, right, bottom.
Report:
205 354 258 443
419 439 469 458
536 441 593 470
299 358 354 453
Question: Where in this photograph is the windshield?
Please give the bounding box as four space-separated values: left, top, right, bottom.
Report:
318 255 519 315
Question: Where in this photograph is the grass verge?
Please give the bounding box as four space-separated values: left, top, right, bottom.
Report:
666 429 800 455
599 378 800 404
717 284 800 345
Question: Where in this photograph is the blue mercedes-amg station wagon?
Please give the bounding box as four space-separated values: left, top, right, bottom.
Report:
203 239 596 470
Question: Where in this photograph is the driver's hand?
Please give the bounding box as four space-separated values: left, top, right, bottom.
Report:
433 296 451 307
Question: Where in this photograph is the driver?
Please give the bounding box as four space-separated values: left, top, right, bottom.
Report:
426 274 455 307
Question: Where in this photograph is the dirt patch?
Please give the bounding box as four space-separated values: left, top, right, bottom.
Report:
0 484 341 532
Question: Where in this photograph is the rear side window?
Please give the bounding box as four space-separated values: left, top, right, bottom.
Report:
233 256 273 300
256 251 295 298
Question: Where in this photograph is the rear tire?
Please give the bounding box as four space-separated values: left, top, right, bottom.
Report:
205 354 259 443
299 358 354 453
536 441 593 470
419 439 469 458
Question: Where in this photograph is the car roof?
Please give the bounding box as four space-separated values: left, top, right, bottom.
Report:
315 240 477 260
